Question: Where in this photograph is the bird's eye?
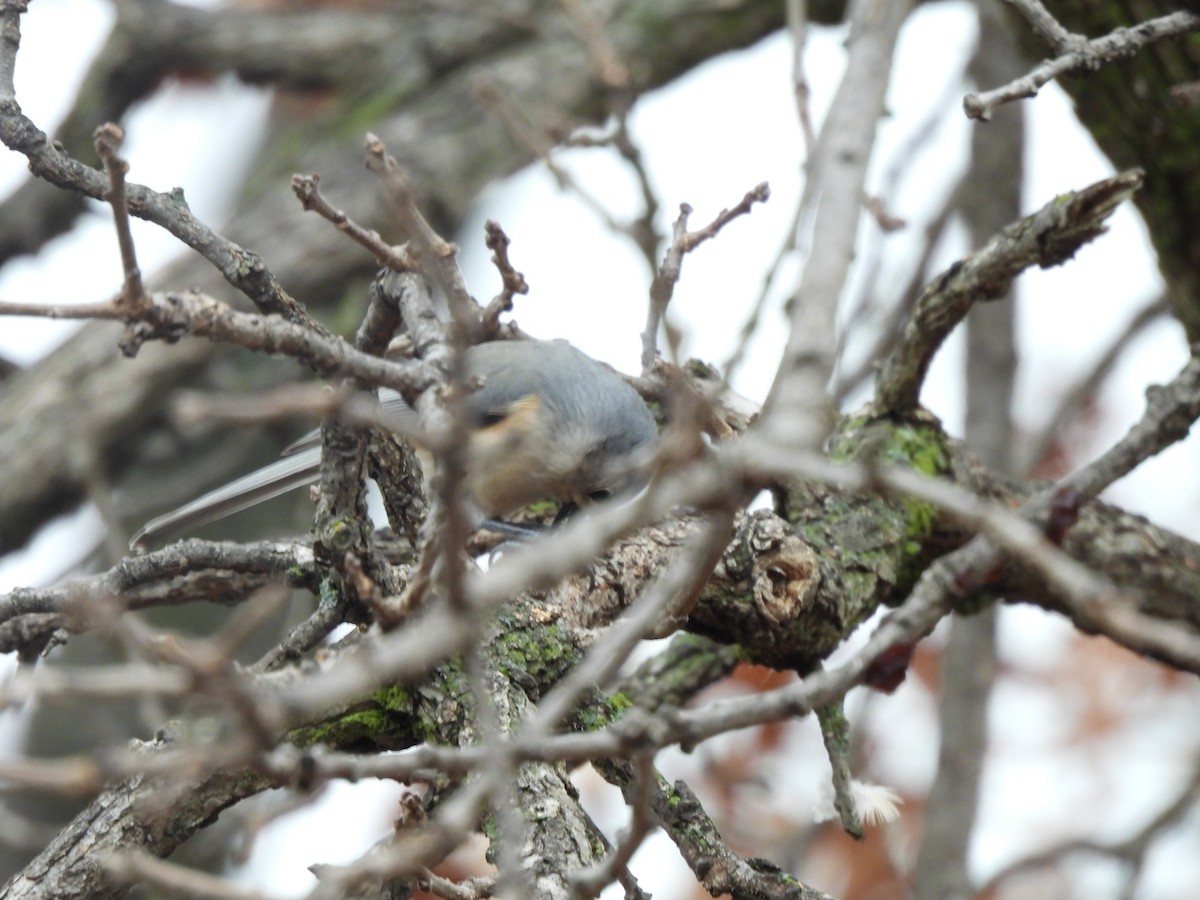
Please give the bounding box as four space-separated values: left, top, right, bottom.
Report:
588 489 611 502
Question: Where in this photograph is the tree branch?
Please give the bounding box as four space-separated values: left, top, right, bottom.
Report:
965 8 1200 120
874 170 1143 414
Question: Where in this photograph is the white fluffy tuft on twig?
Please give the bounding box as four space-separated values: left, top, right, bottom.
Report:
814 779 903 827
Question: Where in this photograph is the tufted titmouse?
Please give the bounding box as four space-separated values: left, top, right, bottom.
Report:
130 339 657 549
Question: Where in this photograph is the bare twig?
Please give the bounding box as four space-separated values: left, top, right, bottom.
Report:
0 754 106 797
831 179 961 404
0 539 314 658
481 218 528 334
645 776 836 900
553 0 662 270
0 664 193 709
718 0 823 386
786 0 818 152
477 4 663 276
816 702 863 838
107 849 272 900
571 752 657 899
251 593 350 673
172 383 358 428
834 54 973 394
477 75 664 275
0 4 315 325
360 146 482 628
1019 293 1170 474
641 183 770 374
93 123 147 313
980 761 1200 895
292 173 417 271
555 0 630 91
364 133 479 333
0 290 431 394
1001 0 1085 52
964 10 1200 120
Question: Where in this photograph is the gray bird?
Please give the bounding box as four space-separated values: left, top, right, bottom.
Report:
131 339 657 549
